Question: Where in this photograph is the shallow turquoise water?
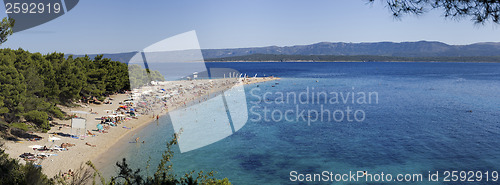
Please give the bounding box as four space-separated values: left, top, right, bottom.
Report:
101 62 500 184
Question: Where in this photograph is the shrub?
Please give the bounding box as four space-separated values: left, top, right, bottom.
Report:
0 143 53 185
48 106 65 119
9 122 29 131
23 110 50 131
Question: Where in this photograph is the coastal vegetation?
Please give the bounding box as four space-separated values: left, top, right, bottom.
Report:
0 135 231 185
84 135 231 185
0 143 52 185
0 49 131 134
128 64 165 89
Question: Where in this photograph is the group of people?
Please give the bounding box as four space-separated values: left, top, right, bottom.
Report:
61 169 74 179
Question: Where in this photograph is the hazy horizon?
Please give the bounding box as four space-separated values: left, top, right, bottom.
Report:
54 40 497 56
1 0 500 54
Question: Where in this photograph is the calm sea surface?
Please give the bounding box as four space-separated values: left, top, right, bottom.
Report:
100 62 500 184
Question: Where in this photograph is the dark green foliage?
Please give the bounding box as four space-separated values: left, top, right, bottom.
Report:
23 110 49 132
112 158 144 185
9 122 29 131
369 0 500 24
0 49 131 131
0 50 26 122
0 17 14 44
55 56 84 103
85 135 231 185
0 143 52 185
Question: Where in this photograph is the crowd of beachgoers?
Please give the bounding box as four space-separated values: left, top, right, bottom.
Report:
2 76 278 177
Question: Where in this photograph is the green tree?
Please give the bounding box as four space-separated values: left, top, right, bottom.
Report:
0 17 14 44
370 0 500 24
80 55 107 98
23 65 45 97
84 135 231 185
0 50 26 122
43 52 64 103
0 143 52 185
56 56 85 104
0 97 6 114
23 110 50 132
0 48 135 131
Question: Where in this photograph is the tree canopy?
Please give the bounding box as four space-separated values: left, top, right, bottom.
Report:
0 49 132 132
370 0 500 23
0 18 14 44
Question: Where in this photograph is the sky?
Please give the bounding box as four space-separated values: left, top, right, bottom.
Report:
1 0 500 54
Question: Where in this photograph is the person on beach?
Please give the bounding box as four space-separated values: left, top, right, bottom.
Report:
135 137 140 143
87 130 96 136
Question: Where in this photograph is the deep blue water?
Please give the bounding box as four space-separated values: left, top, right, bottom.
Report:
101 62 500 184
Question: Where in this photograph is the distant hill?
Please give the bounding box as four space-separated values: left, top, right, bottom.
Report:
70 41 500 63
201 41 500 59
204 54 500 63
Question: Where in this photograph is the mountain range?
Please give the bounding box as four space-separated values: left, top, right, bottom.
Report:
72 41 500 63
201 41 500 59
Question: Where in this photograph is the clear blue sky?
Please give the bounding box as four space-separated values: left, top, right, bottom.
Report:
1 0 500 54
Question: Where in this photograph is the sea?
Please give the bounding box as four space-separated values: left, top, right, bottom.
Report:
98 62 500 185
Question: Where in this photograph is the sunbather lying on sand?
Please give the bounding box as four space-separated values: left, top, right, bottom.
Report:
85 142 96 147
98 130 108 133
87 130 96 136
60 143 75 148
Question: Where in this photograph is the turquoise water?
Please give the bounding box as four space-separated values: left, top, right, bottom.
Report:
101 62 500 184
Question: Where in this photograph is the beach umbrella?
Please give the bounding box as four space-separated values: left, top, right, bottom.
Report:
97 124 104 130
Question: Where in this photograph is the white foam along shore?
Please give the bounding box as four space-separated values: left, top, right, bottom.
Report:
2 76 279 178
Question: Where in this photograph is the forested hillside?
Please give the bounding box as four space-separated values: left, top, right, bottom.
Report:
0 49 131 133
201 41 500 59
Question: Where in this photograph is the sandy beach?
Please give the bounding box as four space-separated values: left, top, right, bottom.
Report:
2 77 278 178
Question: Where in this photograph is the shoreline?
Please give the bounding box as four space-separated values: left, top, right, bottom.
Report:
2 77 279 178
93 76 280 173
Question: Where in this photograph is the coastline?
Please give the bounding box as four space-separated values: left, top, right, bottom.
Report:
92 76 280 173
2 77 279 178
